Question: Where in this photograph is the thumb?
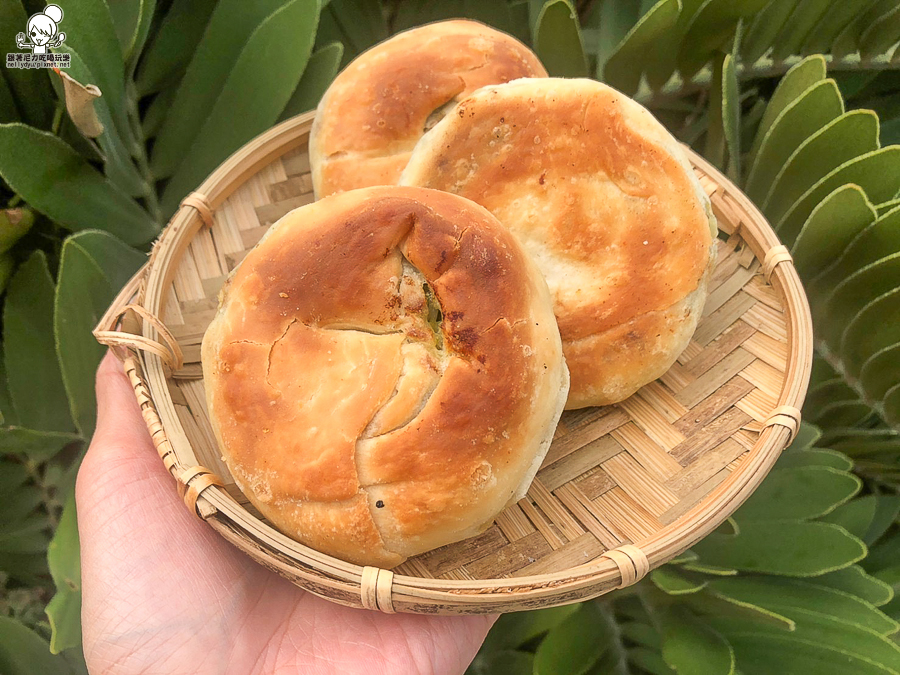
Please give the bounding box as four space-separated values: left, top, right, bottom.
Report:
77 352 171 499
75 351 212 554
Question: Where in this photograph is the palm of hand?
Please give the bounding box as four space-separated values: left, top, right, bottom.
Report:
77 354 494 674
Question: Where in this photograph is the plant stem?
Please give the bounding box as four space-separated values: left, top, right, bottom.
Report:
124 80 161 225
637 52 900 107
597 599 632 675
23 460 59 530
815 340 896 434
50 102 64 136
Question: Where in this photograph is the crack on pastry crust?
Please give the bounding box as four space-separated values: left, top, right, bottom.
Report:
264 319 296 392
310 21 547 197
400 78 716 408
203 186 568 565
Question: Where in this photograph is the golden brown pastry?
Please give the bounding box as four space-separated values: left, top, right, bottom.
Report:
309 20 547 198
201 186 568 567
401 78 717 409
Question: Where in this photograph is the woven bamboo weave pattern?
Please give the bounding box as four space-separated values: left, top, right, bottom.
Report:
160 144 782 580
94 113 812 613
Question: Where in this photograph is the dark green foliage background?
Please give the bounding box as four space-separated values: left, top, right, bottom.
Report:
1 0 899 672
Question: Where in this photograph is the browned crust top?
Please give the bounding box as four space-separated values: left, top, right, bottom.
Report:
311 20 547 196
401 78 715 406
202 186 565 563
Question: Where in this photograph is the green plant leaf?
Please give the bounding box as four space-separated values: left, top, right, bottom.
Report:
777 147 900 245
279 41 344 121
740 0 800 63
0 124 158 245
602 0 681 96
786 421 823 451
0 427 81 462
841 287 900 379
107 0 142 58
677 0 770 81
0 74 18 125
0 459 50 583
321 0 386 55
661 609 734 675
621 621 663 649
761 110 880 223
866 529 900 574
3 252 75 433
644 0 706 89
811 565 894 607
53 45 149 197
876 197 900 215
777 448 854 471
833 0 899 59
770 0 833 61
481 604 581 652
721 53 740 181
629 647 677 675
0 1 54 129
801 0 879 54
590 0 642 77
652 567 707 594
0 356 16 426
140 86 175 140
0 207 34 255
727 631 896 675
819 251 900 349
55 0 132 146
682 591 796 630
809 205 900 313
534 0 589 78
810 400 874 429
734 467 861 522
744 79 843 203
747 55 826 168
46 491 80 654
460 0 516 33
134 0 218 95
533 603 611 675
127 0 156 72
148 0 295 179
709 577 899 635
160 0 320 215
682 562 738 576
715 608 900 675
820 495 880 540
692 521 865 575
859 4 900 58
468 649 534 675
884 385 900 428
860 343 900 403
54 231 145 436
0 616 73 675
705 51 727 169
791 185 877 281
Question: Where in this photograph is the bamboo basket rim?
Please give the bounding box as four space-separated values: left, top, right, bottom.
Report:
95 110 814 613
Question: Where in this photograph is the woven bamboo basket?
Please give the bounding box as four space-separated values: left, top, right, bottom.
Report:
94 110 813 614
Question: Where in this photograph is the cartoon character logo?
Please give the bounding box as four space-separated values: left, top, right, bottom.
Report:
16 4 66 55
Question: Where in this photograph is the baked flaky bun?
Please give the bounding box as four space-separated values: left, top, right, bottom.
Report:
400 78 717 409
201 186 568 567
309 20 547 199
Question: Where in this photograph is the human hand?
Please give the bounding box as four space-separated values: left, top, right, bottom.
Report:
77 353 495 674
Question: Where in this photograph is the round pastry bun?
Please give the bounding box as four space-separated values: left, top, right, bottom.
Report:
309 20 547 199
201 186 569 567
400 78 718 409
